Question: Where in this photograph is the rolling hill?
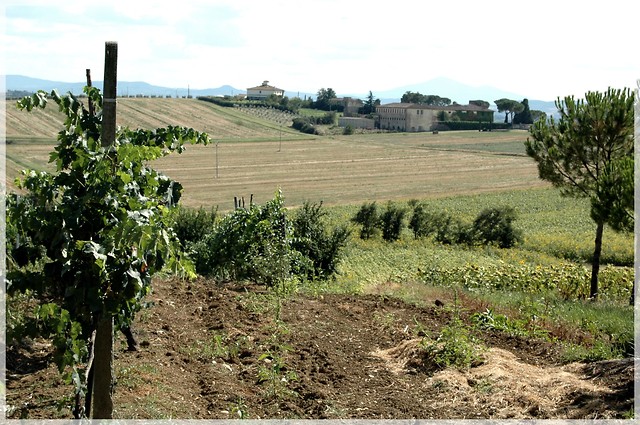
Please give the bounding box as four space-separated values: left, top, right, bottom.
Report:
6 75 558 118
5 97 302 140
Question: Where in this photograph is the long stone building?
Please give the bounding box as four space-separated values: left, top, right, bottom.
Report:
376 103 494 132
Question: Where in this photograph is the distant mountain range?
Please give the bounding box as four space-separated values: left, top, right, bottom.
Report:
5 75 242 98
5 75 557 118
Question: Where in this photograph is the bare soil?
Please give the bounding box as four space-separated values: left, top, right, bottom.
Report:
6 277 634 419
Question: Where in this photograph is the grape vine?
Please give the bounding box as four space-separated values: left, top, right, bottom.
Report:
6 87 210 417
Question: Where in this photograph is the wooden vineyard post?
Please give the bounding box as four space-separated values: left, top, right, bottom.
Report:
92 41 118 419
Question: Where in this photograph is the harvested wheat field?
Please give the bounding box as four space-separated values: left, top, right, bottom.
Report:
4 96 547 208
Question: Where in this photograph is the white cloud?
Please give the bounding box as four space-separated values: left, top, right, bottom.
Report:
4 0 640 100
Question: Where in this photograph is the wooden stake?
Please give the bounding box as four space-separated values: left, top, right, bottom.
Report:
92 41 118 419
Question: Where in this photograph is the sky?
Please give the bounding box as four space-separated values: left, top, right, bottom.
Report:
2 0 639 101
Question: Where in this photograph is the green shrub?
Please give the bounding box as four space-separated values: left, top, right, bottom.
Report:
433 213 472 245
352 201 380 240
191 191 300 286
291 201 351 280
472 206 522 248
420 316 484 372
342 125 354 135
409 203 438 239
170 206 217 248
379 202 406 242
318 111 337 125
292 117 319 135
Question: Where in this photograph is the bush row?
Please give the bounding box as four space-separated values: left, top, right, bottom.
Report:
352 201 522 248
197 96 296 113
433 121 511 131
291 112 337 134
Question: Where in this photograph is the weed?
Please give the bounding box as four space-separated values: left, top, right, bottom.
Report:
257 347 299 400
470 377 493 394
181 332 252 363
561 341 626 363
116 364 158 390
229 397 250 419
420 294 484 371
372 311 396 331
431 379 447 390
420 316 485 371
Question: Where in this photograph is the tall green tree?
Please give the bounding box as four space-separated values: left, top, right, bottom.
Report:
530 110 547 122
469 99 490 109
362 90 379 115
424 95 452 106
314 87 337 110
401 91 423 104
494 98 524 124
513 98 534 124
525 87 634 299
401 91 451 106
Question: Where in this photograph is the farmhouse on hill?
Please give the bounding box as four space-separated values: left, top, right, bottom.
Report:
376 102 494 132
247 80 285 100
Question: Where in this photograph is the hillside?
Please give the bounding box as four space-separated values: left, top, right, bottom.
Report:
5 96 549 211
5 97 302 140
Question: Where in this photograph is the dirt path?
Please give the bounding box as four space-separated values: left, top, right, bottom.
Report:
6 277 634 419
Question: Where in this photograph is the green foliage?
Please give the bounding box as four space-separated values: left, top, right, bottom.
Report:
170 205 217 249
420 315 484 372
257 341 298 400
291 117 319 135
526 87 634 298
197 96 298 114
361 91 378 115
190 195 350 285
512 98 533 124
409 203 442 239
434 121 509 131
471 206 522 248
313 88 338 111
6 87 208 406
401 91 451 106
561 341 628 363
469 99 490 109
379 202 406 242
472 308 546 339
352 201 380 240
433 213 471 245
191 190 299 286
342 124 354 135
494 98 524 124
526 88 634 200
182 332 252 363
320 111 337 125
418 261 633 301
291 201 351 280
591 156 634 233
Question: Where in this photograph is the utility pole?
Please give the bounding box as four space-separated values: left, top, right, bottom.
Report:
215 139 219 179
92 41 117 419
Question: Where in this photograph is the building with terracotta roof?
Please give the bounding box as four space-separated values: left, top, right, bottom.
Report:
246 81 285 100
376 102 494 132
